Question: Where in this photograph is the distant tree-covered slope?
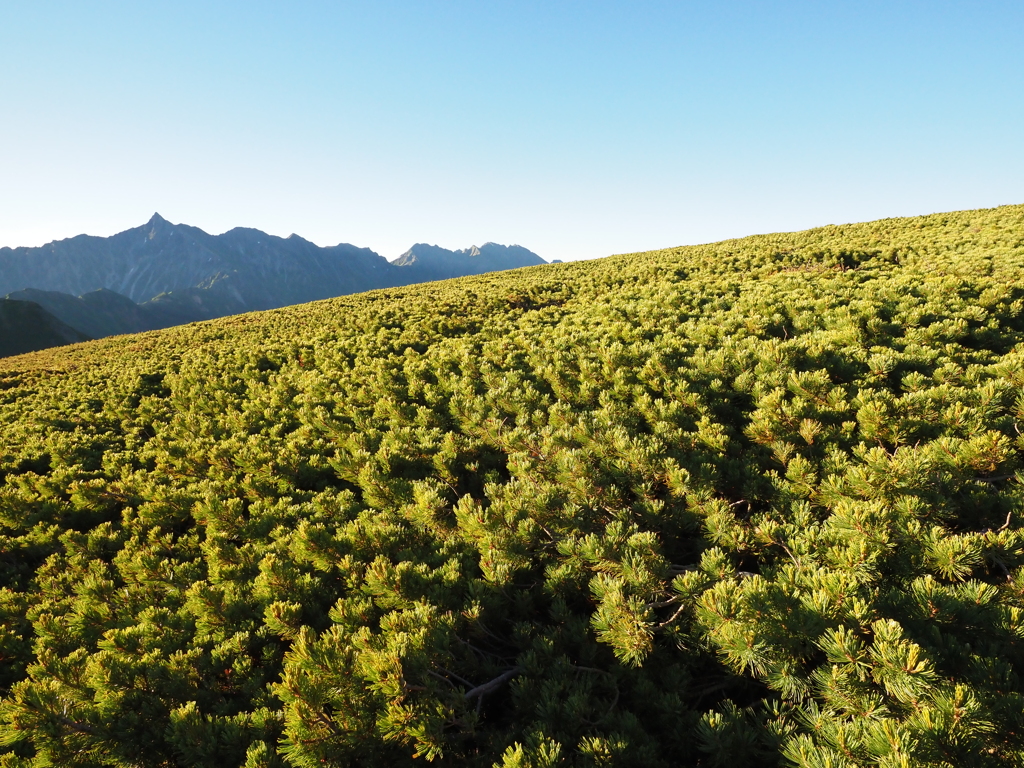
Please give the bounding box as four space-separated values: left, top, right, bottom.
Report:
2 285 258 350
0 298 89 357
0 205 1023 767
5 288 158 339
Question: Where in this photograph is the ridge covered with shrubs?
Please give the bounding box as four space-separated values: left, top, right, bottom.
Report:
1 205 1023 767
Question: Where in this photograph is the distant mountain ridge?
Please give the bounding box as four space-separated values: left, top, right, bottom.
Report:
0 214 399 310
393 242 547 282
0 214 547 356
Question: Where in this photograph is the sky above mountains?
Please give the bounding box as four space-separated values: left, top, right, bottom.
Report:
1 1 1021 262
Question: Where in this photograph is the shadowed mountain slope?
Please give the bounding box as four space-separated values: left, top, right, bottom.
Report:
0 298 90 357
5 288 157 339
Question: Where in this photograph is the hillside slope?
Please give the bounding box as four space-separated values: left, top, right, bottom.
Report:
0 298 90 357
1 205 1023 767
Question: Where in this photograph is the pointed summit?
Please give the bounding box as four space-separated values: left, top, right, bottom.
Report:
144 212 174 242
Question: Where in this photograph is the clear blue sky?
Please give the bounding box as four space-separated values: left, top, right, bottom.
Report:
1 1 1021 261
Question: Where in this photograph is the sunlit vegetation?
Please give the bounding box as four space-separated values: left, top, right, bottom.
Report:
1 205 1023 767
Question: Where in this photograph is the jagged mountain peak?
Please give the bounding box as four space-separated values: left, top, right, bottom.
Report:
391 241 546 279
392 243 451 266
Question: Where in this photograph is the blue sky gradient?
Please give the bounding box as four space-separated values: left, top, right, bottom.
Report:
1 1 1021 261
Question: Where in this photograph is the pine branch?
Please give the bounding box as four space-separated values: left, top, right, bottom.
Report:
455 636 517 662
57 716 97 736
657 601 689 629
572 665 612 676
974 474 1015 484
647 596 683 609
314 710 341 735
669 564 700 574
425 670 457 688
432 666 476 688
464 667 523 702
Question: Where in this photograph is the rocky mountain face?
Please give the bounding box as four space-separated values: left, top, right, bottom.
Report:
0 215 548 356
0 214 397 310
392 242 547 282
0 299 90 357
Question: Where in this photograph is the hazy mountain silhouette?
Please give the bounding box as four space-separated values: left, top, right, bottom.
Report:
0 299 91 357
393 242 547 282
5 288 157 339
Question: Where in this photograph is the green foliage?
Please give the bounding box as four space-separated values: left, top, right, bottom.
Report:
1 204 1024 765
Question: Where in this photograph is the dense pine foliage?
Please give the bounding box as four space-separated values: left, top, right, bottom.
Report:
2 205 1024 767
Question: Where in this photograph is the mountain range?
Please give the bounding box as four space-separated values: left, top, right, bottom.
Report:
0 214 547 355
